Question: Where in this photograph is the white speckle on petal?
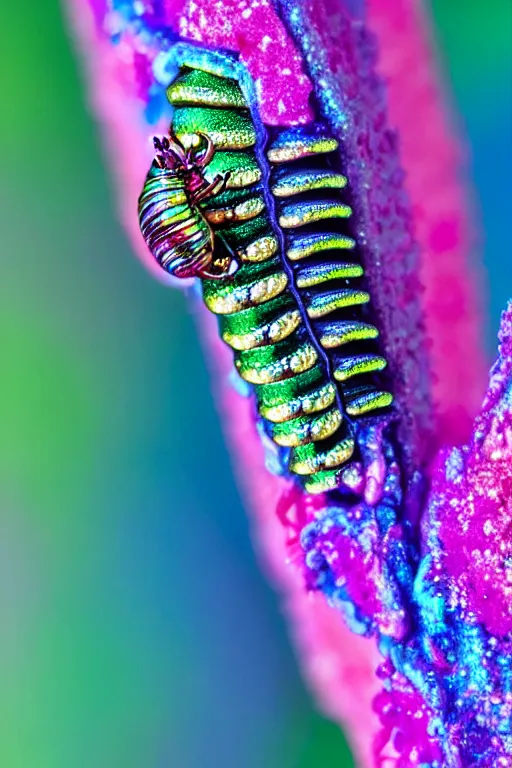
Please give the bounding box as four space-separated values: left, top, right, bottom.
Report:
260 35 272 52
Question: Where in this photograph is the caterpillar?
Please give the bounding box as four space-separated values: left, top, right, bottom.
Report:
138 63 394 494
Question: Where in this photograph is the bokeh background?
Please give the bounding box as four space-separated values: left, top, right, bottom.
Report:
1 2 511 766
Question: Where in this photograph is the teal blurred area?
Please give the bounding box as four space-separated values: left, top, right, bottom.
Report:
431 0 512 345
0 2 510 766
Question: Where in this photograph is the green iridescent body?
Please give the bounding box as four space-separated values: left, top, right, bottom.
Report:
143 65 393 493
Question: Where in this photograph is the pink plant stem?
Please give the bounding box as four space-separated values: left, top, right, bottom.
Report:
64 2 383 761
64 0 495 764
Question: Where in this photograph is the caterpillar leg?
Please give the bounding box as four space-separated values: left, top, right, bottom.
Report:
191 172 231 205
199 254 239 279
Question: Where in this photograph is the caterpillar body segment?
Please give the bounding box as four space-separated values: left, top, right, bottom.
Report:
266 124 394 444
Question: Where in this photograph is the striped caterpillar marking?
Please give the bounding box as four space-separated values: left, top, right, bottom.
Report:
138 134 237 279
139 65 394 493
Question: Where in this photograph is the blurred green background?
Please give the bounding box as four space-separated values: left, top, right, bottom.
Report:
0 2 510 766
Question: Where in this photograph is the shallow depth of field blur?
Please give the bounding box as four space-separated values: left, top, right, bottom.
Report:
1 3 511 767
